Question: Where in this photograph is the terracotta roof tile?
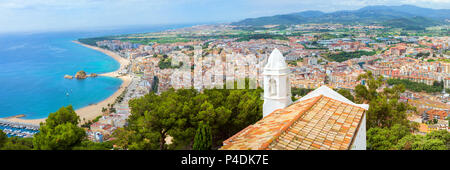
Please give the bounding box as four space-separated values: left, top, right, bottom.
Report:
220 95 366 150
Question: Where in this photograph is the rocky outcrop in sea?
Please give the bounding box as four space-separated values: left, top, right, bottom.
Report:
64 75 73 79
64 71 99 79
75 70 87 79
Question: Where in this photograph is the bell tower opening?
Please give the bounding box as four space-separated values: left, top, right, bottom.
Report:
269 78 277 96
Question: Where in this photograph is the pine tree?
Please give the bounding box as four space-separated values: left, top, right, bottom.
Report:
193 122 212 150
0 130 7 148
151 76 159 93
33 105 85 150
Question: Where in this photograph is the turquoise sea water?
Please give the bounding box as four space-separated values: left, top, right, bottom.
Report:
0 25 193 119
0 32 122 119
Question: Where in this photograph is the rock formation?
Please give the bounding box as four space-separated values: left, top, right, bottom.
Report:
75 70 87 79
64 75 73 79
66 71 100 79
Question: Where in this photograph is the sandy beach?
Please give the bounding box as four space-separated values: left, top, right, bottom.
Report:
1 41 131 126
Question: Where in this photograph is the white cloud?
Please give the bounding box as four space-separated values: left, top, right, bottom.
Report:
402 0 450 3
0 0 448 33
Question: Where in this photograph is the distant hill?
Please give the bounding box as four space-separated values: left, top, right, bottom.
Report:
232 5 450 30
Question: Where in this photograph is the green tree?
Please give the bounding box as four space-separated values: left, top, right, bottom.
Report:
367 127 395 150
396 130 450 150
72 140 113 150
111 127 134 150
396 134 418 150
417 138 447 150
0 130 7 148
354 84 369 104
45 105 80 128
356 72 412 129
192 121 212 150
326 51 376 62
291 87 314 101
366 94 410 128
357 71 424 150
387 79 444 93
355 71 383 103
33 105 86 150
127 89 186 150
410 122 420 133
367 124 410 150
426 130 450 149
118 80 263 150
337 89 355 102
151 76 159 93
1 137 34 150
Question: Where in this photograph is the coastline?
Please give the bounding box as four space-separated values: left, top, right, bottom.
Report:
0 41 131 126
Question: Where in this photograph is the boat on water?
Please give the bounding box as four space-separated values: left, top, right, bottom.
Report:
0 121 40 138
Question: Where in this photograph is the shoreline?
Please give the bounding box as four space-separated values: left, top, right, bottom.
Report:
0 41 131 126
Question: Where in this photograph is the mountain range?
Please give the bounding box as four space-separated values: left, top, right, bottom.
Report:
232 5 450 30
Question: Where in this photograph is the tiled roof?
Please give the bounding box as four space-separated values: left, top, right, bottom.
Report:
220 95 366 150
426 109 448 120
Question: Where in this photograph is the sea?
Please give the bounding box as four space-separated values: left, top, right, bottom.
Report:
0 24 193 120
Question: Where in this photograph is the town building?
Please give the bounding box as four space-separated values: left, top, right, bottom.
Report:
423 109 449 121
221 49 368 150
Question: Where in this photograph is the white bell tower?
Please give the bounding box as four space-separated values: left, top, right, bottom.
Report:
263 48 292 117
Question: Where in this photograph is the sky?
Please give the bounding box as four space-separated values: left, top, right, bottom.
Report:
0 0 449 33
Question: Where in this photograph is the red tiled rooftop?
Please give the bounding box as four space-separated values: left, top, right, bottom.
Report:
220 95 366 150
426 110 448 120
